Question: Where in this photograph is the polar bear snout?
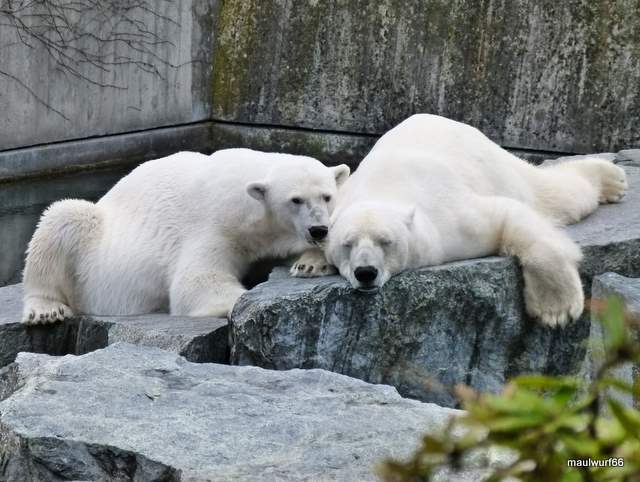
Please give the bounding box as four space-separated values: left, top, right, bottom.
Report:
308 225 329 241
354 265 378 286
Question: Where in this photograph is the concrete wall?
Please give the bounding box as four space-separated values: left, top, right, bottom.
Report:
0 0 215 151
212 0 640 154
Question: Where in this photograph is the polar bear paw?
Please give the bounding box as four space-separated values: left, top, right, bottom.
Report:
290 249 336 278
22 297 73 325
574 158 627 204
597 162 627 203
522 262 584 327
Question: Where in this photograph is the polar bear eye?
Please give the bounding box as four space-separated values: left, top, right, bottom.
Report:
377 237 393 247
322 194 332 203
291 197 303 205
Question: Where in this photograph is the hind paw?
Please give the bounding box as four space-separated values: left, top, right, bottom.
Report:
22 297 73 325
598 162 628 203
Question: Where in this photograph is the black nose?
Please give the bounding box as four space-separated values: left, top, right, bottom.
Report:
354 266 378 284
308 225 328 240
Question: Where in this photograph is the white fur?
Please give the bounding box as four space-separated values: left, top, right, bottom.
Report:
298 114 628 327
22 149 350 323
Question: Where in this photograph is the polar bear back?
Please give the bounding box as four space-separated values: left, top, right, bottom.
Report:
97 149 329 229
340 114 536 210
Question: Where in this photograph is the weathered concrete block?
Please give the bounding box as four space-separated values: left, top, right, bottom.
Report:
0 343 458 481
0 284 228 367
213 1 640 153
230 163 640 407
0 0 214 151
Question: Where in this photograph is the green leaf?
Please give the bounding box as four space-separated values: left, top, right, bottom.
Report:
598 377 639 395
561 469 585 482
485 414 546 432
514 375 581 391
608 398 640 440
558 433 600 457
482 390 548 415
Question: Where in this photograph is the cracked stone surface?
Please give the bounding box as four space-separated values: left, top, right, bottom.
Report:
0 343 459 482
230 158 640 407
0 284 228 368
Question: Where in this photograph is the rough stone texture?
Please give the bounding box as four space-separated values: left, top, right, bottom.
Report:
593 273 640 316
231 162 640 407
0 343 459 481
0 0 216 150
212 1 640 154
0 284 228 368
590 273 640 408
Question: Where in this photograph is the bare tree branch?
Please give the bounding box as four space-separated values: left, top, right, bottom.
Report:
0 0 202 120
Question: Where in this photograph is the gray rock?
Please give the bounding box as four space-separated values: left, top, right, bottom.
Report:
593 273 640 316
230 162 640 407
589 273 640 408
0 284 228 368
0 343 459 482
617 149 640 166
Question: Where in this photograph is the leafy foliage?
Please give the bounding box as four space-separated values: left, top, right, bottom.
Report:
380 297 640 481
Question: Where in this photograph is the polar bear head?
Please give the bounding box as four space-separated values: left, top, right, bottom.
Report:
246 156 350 245
326 202 414 291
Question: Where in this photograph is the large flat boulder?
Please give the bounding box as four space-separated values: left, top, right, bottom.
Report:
230 158 640 407
0 343 458 481
0 284 228 367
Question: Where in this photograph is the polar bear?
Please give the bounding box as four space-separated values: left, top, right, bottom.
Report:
291 114 628 327
22 149 350 323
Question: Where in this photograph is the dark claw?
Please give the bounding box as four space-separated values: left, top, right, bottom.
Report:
59 307 64 315
29 312 35 320
298 264 305 270
39 313 45 321
306 266 313 273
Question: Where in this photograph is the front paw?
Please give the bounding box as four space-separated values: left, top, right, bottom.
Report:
523 262 584 327
23 297 74 325
290 249 336 278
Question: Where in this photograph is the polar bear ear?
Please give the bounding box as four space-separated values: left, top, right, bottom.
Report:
246 181 268 201
331 164 351 186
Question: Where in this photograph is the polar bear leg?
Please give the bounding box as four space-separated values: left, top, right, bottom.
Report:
533 158 627 224
169 269 246 318
480 196 584 327
22 199 102 324
290 248 337 277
